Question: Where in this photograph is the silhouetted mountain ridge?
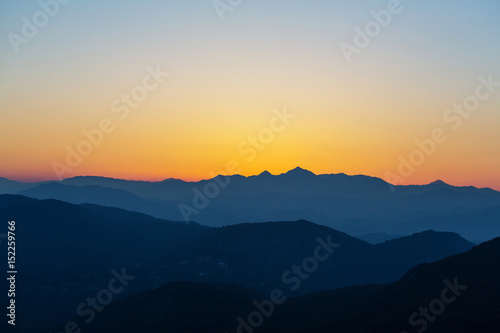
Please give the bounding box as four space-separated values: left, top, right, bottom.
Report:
45 237 500 333
0 195 475 332
4 168 499 241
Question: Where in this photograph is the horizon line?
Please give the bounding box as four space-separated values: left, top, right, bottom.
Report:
2 167 497 191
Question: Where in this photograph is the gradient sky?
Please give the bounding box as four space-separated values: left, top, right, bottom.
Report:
1 0 499 189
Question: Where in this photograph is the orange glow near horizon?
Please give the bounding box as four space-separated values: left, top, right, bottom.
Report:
3 159 500 192
1 2 499 191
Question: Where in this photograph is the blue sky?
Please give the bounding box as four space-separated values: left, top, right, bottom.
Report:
1 0 499 188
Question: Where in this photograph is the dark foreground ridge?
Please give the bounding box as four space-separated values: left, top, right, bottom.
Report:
0 195 475 332
45 237 500 332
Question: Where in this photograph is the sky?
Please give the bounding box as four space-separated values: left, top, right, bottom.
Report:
0 0 499 190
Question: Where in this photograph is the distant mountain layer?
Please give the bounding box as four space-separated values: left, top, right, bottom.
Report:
17 182 183 219
45 237 500 333
4 167 500 242
357 232 401 244
0 195 474 332
0 177 35 193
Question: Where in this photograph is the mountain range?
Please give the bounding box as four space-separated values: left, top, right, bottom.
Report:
0 194 475 332
3 168 500 242
44 235 500 333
